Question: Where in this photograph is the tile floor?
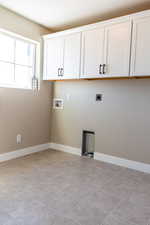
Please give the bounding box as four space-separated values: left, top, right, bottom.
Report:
0 149 150 225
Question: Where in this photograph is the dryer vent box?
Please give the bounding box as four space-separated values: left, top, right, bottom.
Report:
82 130 95 158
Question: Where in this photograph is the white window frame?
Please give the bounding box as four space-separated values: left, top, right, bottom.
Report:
0 28 40 90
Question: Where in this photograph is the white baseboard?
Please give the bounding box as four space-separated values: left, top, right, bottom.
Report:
94 152 150 174
49 142 150 174
1 141 149 174
50 143 81 156
0 143 50 163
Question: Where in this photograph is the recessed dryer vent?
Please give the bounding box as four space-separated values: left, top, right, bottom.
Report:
82 130 95 158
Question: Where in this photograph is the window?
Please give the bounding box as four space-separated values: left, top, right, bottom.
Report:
0 29 40 89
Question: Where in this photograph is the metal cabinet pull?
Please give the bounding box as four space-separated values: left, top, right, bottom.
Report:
58 68 61 76
60 68 64 76
103 64 106 74
99 64 102 74
58 68 64 77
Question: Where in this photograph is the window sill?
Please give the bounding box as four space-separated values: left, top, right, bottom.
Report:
0 83 32 90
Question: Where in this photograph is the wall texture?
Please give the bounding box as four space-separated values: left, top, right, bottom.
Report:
0 6 52 154
51 79 150 164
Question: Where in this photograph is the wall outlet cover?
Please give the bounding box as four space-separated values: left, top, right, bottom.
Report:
96 94 103 101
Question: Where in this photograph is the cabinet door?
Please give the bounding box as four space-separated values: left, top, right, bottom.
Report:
63 33 81 79
131 16 150 76
103 21 131 77
81 28 105 78
43 37 64 80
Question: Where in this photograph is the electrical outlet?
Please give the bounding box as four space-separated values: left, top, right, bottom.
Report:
16 134 22 144
96 94 103 101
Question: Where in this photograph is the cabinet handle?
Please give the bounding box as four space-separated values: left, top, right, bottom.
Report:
99 64 102 74
58 68 61 76
103 64 106 74
58 68 64 77
60 68 64 76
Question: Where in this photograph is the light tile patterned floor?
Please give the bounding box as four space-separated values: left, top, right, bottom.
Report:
0 149 150 225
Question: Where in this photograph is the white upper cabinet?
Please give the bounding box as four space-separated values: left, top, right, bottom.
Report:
81 28 105 78
43 37 64 80
103 20 131 77
81 19 131 78
63 33 81 79
43 33 81 80
43 10 150 80
130 14 150 76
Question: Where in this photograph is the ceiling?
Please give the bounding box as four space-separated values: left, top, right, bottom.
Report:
0 0 150 31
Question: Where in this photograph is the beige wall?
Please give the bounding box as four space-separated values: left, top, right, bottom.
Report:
51 79 150 164
0 6 52 154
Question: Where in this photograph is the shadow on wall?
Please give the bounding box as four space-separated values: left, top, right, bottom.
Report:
55 2 150 31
